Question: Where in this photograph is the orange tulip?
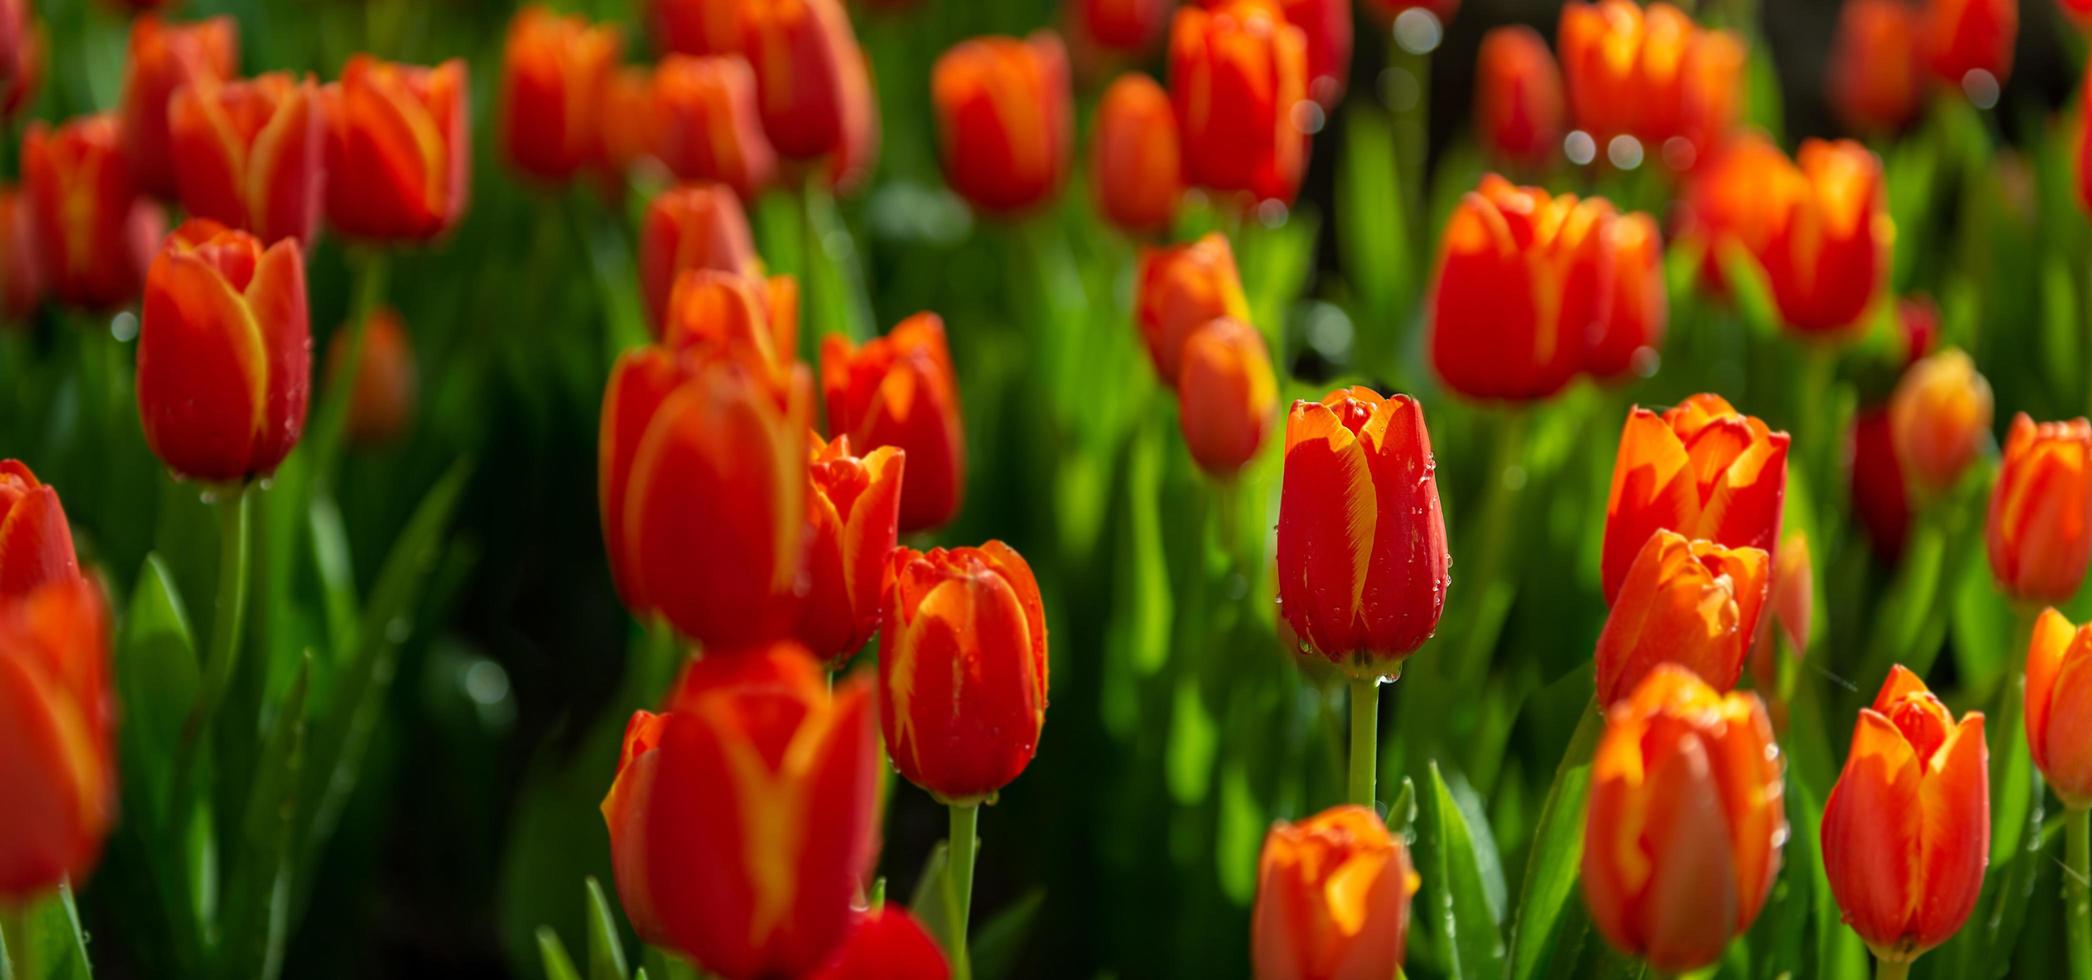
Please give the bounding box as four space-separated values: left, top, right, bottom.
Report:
1921 0 2016 87
1276 387 1451 673
1169 2 1309 205
326 308 417 448
654 55 777 199
638 183 764 330
1822 665 1988 961
1429 174 1611 401
1595 529 1769 706
1752 531 1814 672
1677 132 1795 295
725 0 881 192
1251 804 1420 980
660 269 798 377
1602 394 1790 603
933 32 1072 215
879 541 1049 802
807 908 949 980
1176 318 1276 478
119 15 236 199
1075 0 1171 53
1556 1 1743 162
1584 664 1785 973
1986 414 2092 603
1475 25 1565 169
596 65 661 186
23 114 165 311
2027 608 2092 808
598 342 811 648
1830 0 1923 134
650 0 738 55
1136 233 1251 385
167 72 324 246
1888 349 1992 495
795 434 903 666
0 576 114 901
0 0 38 122
820 314 967 533
1852 408 1917 564
501 6 621 183
323 56 470 242
0 461 78 598
136 220 311 484
0 188 40 320
1759 140 1890 336
602 643 879 978
1091 72 1181 236
1586 211 1667 381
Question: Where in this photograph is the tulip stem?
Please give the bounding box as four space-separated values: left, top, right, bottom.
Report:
946 802 979 980
0 900 27 980
2069 807 2092 980
1875 958 1911 980
191 486 252 748
1349 677 1380 808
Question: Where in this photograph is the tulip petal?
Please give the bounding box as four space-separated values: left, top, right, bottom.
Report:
2044 648 2092 806
2026 608 2078 772
137 247 269 482
1277 401 1375 658
1912 714 1988 951
1639 724 1741 972
1603 408 1696 602
1823 709 1921 949
0 486 78 599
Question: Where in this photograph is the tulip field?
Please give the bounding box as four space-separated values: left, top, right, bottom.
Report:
11 0 2092 976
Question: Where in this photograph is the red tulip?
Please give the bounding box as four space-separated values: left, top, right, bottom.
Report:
1092 73 1182 236
654 55 777 199
0 0 38 121
119 14 236 199
1677 132 1795 295
1276 387 1450 674
326 308 416 448
681 0 880 192
23 115 165 311
1594 529 1770 706
639 184 764 331
1136 232 1251 385
1475 25 1566 169
0 187 40 320
1251 804 1420 980
602 643 879 978
502 6 622 183
167 72 325 246
323 56 471 242
1921 0 2016 87
879 541 1049 801
1602 394 1790 603
0 576 114 901
0 461 79 598
1177 317 1277 478
1272 0 1354 109
1831 0 1923 134
806 907 950 980
1557 1 1744 162
820 314 967 533
1074 0 1171 53
659 269 798 377
597 65 661 185
1586 211 1667 381
933 32 1073 215
797 435 903 666
1169 2 1310 205
1759 140 1890 336
2028 608 2092 808
1851 408 1916 563
1986 414 2092 603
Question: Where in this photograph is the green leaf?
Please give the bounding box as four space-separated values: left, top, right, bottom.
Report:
583 878 629 980
2 880 95 980
1337 105 1407 331
216 657 310 980
306 495 358 661
537 928 583 980
908 841 957 952
970 889 1044 980
1508 702 1604 980
1385 775 1419 838
116 554 201 823
1416 761 1508 980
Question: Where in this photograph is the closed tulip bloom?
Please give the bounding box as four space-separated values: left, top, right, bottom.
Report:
1276 387 1451 673
1558 1 1743 160
1760 140 1890 336
807 907 950 980
1076 0 1171 52
2027 609 2092 807
1475 25 1566 169
602 643 879 978
933 32 1072 215
599 343 811 648
1986 414 2092 603
325 308 417 448
0 188 40 320
1851 409 1916 563
1092 73 1181 236
323 56 470 242
738 0 881 192
639 184 764 330
137 220 311 483
597 66 661 184
0 576 114 900
1888 349 1992 495
119 15 236 199
1587 212 1666 381
1595 529 1770 706
654 55 777 199
23 115 164 311
1251 804 1420 980
796 434 903 666
821 314 966 533
1137 233 1251 385
1584 665 1785 973
1602 394 1790 603
167 72 324 246
650 0 737 55
1830 0 1923 134
502 7 621 183
1430 175 1612 402
0 461 79 598
1921 0 2015 87
1177 318 1276 478
1170 3 1309 205
1274 0 1354 109
660 269 798 375
1677 133 1796 295
879 541 1049 801
1822 665 1988 961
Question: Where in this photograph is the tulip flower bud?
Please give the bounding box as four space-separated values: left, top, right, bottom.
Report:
0 576 114 901
654 55 777 200
2027 608 2092 808
1677 133 1795 296
1851 408 1915 564
1169 2 1309 205
1475 26 1565 170
1822 665 1988 961
596 66 661 186
1 0 39 123
1430 175 1613 402
0 461 79 598
932 32 1073 216
735 0 881 193
1595 529 1769 706
1558 1 1743 161
1136 233 1251 386
1586 212 1666 381
0 188 40 320
807 907 950 980
639 183 764 330
1830 0 1923 135
1271 0 1353 109
1584 665 1785 973
168 72 324 246
1888 349 1992 496
821 314 966 533
600 342 811 648
1921 0 2016 88
879 541 1049 802
323 56 471 242
119 15 236 200
1986 414 2092 603
1075 0 1170 53
1091 73 1181 236
1761 140 1890 337
660 269 798 377
1176 318 1276 478
1251 804 1420 980
602 643 879 978
501 7 621 184
796 434 903 666
1603 394 1790 604
649 0 736 56
23 114 165 311
325 308 417 448
1276 387 1451 675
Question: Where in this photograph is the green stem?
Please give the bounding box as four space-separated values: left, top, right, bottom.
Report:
190 487 252 747
1875 959 1911 980
312 249 390 489
945 802 979 980
1349 676 1380 808
2071 807 2092 980
0 900 26 980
